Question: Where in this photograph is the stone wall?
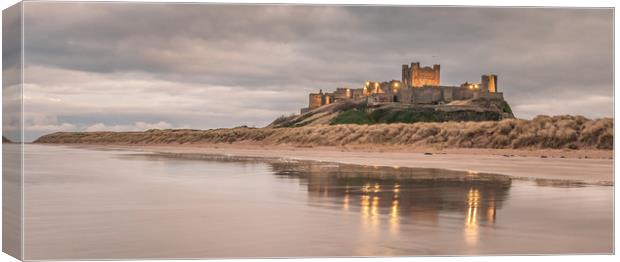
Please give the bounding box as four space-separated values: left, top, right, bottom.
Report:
442 86 454 102
452 87 476 101
332 88 352 102
397 88 414 103
474 91 504 100
412 86 442 104
481 74 498 93
413 63 440 87
351 89 365 100
309 93 323 109
407 86 484 104
402 62 440 88
368 93 393 105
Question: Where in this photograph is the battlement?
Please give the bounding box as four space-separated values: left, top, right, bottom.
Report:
402 62 440 88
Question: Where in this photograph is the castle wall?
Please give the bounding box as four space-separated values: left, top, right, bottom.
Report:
386 80 402 94
474 91 504 100
412 86 442 104
413 63 440 87
351 89 365 100
481 74 498 93
396 85 502 105
302 63 504 113
491 92 503 99
368 93 393 105
332 88 352 102
402 62 440 88
309 93 323 109
363 81 380 94
402 65 412 88
441 86 454 102
452 87 476 100
398 88 414 103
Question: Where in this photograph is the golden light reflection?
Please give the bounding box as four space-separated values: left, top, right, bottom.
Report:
371 196 379 216
486 206 495 223
343 194 350 211
487 199 496 224
373 183 381 193
389 199 400 235
393 183 400 197
465 188 480 246
360 195 370 219
362 183 371 194
370 196 380 227
467 170 479 177
360 195 380 234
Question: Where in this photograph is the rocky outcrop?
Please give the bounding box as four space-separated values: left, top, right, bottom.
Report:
270 98 514 128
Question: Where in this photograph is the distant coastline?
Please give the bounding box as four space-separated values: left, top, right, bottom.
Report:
2 136 14 143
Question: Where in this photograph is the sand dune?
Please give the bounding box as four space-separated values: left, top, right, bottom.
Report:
35 115 612 150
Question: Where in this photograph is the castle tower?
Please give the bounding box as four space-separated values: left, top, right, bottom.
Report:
402 62 441 88
308 89 324 110
402 64 411 88
481 74 498 93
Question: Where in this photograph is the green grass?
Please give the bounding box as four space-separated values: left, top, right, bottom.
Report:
370 108 441 123
331 107 503 125
330 109 376 125
332 108 443 125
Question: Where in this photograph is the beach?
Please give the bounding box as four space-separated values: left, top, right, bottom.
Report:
66 143 613 185
21 144 614 258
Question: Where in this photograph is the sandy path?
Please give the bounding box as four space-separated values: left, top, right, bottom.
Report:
64 144 614 185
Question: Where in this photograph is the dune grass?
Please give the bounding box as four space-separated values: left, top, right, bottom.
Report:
35 115 613 150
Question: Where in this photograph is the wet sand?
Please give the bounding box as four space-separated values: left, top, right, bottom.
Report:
65 143 614 185
22 144 614 258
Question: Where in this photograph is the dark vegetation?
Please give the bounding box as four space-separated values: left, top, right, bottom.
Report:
330 108 502 125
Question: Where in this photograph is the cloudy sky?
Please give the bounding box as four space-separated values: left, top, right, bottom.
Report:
12 3 615 141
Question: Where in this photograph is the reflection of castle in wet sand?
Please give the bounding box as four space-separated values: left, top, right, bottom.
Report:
117 152 611 255
270 161 511 243
126 152 512 247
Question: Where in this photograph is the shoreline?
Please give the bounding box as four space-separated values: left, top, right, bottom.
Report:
42 143 613 185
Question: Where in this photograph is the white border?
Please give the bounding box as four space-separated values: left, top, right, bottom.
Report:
0 1 617 262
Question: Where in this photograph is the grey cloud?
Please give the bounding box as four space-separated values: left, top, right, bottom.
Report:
18 3 614 141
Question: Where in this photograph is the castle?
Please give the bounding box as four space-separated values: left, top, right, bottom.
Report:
301 62 504 113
